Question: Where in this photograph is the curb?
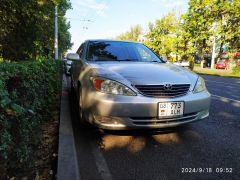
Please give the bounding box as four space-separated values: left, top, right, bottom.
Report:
196 72 240 78
57 74 80 180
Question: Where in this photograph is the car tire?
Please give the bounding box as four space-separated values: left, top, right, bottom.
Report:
70 76 75 98
78 87 92 128
78 87 84 121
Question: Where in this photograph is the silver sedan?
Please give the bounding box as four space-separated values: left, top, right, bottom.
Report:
68 40 211 130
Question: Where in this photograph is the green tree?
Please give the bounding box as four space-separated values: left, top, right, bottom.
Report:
116 25 143 42
145 12 184 61
176 14 196 60
184 0 240 59
209 0 240 53
183 0 215 60
0 0 72 61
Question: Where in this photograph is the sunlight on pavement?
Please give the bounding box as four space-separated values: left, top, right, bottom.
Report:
153 130 202 144
127 137 146 153
220 97 229 103
101 135 133 150
212 95 240 107
233 102 240 107
100 135 146 153
100 129 203 153
152 133 181 144
218 112 236 119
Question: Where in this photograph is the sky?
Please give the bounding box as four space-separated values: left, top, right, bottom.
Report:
66 0 189 52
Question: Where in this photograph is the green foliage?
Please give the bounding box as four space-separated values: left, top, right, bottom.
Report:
146 11 188 61
0 0 72 61
0 60 61 172
116 25 143 42
115 1 240 65
141 0 240 64
184 0 240 55
184 0 215 55
232 64 240 75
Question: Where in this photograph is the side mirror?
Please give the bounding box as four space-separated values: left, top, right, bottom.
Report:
66 53 80 61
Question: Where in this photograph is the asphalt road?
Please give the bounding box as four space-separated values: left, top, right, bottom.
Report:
67 75 240 180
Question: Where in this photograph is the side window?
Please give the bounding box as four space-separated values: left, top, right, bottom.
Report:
77 44 84 59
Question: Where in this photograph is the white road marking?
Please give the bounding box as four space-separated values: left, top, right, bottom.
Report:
90 142 113 180
205 80 240 87
212 94 240 103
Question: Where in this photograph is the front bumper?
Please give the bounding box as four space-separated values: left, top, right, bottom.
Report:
83 90 211 130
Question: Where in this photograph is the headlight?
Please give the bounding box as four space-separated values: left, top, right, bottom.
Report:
91 77 136 96
193 76 206 93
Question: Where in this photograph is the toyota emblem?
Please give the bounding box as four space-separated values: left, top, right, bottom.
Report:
164 84 172 90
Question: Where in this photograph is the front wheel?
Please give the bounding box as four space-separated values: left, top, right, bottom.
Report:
78 87 91 128
78 89 84 121
78 88 95 130
78 87 84 120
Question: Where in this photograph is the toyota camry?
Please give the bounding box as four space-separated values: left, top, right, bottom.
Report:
68 40 211 130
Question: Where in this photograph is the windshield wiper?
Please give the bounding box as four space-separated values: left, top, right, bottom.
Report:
150 60 161 63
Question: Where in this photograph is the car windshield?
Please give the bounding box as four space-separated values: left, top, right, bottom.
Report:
87 41 162 62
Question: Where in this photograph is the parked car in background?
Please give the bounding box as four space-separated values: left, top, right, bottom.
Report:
68 40 211 130
173 60 190 68
215 59 228 69
234 51 240 65
64 59 72 75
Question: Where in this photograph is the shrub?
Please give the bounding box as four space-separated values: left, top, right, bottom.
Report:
232 64 240 76
0 60 62 175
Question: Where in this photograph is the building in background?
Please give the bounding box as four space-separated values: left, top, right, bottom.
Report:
137 32 148 43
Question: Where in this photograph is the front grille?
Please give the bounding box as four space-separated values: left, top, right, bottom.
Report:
135 84 190 97
131 112 198 125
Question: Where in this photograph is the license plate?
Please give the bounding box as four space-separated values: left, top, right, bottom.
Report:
158 102 184 117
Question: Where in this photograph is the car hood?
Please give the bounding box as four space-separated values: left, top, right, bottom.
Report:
89 62 198 89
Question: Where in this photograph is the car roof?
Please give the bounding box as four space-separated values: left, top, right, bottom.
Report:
85 39 141 44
